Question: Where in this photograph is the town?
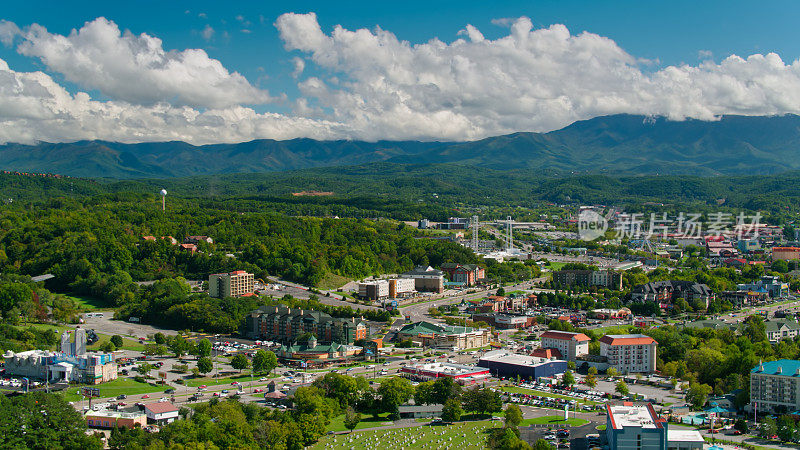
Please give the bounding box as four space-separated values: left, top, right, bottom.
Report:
3 203 800 450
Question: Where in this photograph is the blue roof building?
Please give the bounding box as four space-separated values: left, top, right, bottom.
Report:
750 359 800 413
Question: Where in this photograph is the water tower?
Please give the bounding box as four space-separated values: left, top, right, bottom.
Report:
160 189 167 211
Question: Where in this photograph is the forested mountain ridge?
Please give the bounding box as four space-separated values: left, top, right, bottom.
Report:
3 114 800 177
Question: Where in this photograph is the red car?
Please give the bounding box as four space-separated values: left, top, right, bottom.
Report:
198 385 207 389
253 388 264 393
141 394 150 399
231 382 239 386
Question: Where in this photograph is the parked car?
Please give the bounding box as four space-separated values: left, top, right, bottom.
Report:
117 394 127 400
164 389 175 394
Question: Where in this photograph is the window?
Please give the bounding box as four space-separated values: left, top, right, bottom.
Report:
88 420 93 426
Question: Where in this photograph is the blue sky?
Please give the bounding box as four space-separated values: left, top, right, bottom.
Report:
1 1 800 144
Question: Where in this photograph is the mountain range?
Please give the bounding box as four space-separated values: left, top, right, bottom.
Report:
3 114 800 178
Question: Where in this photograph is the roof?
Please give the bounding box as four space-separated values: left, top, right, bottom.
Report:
606 404 664 430
540 330 590 342
530 348 563 359
765 320 800 333
667 429 705 443
751 359 800 376
599 334 657 346
144 403 179 414
480 350 564 367
401 265 444 276
773 247 800 252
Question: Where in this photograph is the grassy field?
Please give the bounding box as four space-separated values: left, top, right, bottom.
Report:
316 273 351 291
546 262 567 271
596 425 606 431
184 372 275 387
498 385 600 405
311 420 500 450
60 377 158 402
67 294 114 311
327 413 393 432
520 415 590 427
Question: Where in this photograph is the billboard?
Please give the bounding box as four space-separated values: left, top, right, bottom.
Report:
81 387 100 397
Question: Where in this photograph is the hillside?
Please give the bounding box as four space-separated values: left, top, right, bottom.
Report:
3 114 800 177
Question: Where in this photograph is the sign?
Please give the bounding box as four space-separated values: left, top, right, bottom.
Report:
158 371 167 379
81 387 100 398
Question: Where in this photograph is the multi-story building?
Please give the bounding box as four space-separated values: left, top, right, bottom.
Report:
358 280 390 301
599 334 658 374
750 360 800 413
539 330 590 361
209 270 255 298
605 404 703 450
241 305 367 345
5 330 117 384
396 321 490 350
552 270 622 290
631 280 714 309
400 265 445 293
440 263 485 286
765 320 800 343
389 278 416 298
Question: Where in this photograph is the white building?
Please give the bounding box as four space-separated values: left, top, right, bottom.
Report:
144 403 180 424
600 334 658 374
209 270 255 298
539 330 590 361
389 278 416 297
358 280 390 300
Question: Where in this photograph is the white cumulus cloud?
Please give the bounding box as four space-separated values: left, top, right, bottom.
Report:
14 17 273 109
0 58 349 145
276 13 800 140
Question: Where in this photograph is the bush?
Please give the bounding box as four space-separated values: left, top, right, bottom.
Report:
133 375 146 383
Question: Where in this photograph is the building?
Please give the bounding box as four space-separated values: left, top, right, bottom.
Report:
389 278 416 298
605 404 703 450
396 321 490 350
588 308 631 320
720 290 769 307
437 217 469 230
209 270 255 298
539 330 590 361
398 404 443 419
737 275 789 298
750 360 800 413
599 334 658 374
552 270 622 290
764 320 800 342
242 305 367 344
4 329 117 384
275 335 361 362
85 409 147 429
631 281 714 309
773 246 800 261
358 280 389 301
478 350 567 381
399 362 490 385
144 402 180 425
184 235 213 244
471 313 535 329
400 266 445 293
179 243 197 254
440 263 485 286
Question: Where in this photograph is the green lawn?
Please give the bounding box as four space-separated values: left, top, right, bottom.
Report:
60 377 158 402
327 413 393 432
311 420 500 449
520 415 590 427
498 386 600 405
184 372 271 387
316 273 351 291
546 262 567 271
67 294 114 311
596 424 607 431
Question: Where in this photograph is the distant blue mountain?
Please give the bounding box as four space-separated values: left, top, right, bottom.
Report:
2 114 800 178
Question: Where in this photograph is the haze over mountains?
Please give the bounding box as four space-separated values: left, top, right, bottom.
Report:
3 114 800 179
